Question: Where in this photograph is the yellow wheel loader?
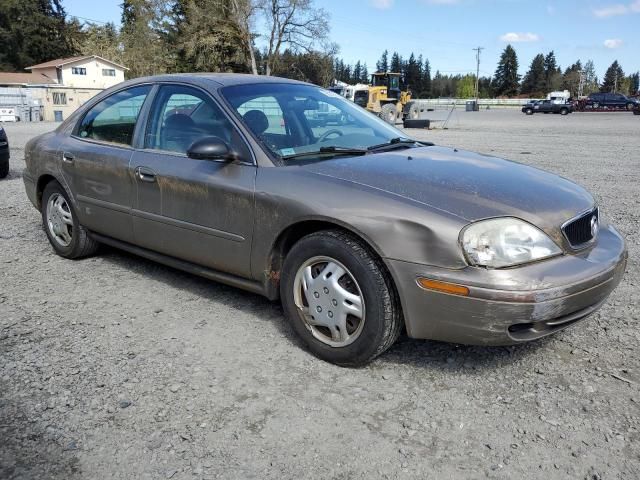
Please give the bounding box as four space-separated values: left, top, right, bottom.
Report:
366 73 417 125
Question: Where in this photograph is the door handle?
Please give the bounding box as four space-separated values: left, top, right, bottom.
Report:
62 152 74 164
135 166 156 183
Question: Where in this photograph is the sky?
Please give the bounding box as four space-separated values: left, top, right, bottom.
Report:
63 0 639 79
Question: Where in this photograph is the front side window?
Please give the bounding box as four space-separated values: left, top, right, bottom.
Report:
77 85 151 146
102 69 116 77
145 85 249 159
72 67 87 75
222 83 404 162
52 92 67 105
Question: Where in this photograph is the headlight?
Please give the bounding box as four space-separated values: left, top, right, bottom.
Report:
461 218 561 268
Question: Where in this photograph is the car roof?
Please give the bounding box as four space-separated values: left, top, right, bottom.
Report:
118 73 311 89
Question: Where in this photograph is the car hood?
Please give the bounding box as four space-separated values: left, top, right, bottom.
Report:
300 146 594 239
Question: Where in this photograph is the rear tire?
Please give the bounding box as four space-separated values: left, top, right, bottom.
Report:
0 158 8 179
408 103 420 120
380 104 397 125
41 180 99 259
280 230 402 367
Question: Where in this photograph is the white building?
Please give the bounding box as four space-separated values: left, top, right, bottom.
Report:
0 56 128 122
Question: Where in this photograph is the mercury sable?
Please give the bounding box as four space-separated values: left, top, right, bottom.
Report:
23 74 627 366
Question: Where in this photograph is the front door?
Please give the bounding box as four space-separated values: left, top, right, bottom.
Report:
130 84 256 277
58 85 152 243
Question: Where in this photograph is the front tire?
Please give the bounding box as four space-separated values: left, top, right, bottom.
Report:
379 104 397 125
627 103 634 111
280 230 402 367
41 180 99 259
524 108 533 115
560 108 569 115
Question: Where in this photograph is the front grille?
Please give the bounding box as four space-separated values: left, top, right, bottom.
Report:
562 208 598 248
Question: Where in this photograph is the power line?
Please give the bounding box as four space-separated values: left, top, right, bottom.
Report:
69 15 113 25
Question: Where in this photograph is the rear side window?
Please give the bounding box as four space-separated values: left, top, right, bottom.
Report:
77 85 151 146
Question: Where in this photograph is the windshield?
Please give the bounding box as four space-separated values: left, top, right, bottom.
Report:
221 83 409 162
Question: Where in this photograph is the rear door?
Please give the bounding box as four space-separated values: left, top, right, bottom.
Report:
129 84 256 277
58 84 152 243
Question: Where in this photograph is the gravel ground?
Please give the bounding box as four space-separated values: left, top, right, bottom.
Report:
1 110 639 480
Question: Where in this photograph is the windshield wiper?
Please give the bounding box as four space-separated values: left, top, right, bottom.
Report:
367 137 433 152
281 145 368 161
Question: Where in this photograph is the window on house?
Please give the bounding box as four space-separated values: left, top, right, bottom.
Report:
52 92 67 105
72 67 87 75
102 69 116 77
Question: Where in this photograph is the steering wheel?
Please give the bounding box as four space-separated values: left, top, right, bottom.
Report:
318 129 344 143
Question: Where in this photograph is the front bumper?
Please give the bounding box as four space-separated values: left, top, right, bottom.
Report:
386 225 628 345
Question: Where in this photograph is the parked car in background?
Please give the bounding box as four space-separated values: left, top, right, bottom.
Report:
23 74 627 366
586 92 639 110
0 126 9 178
522 99 573 115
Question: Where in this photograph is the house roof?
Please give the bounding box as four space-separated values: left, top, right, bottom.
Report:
0 72 57 86
26 55 127 71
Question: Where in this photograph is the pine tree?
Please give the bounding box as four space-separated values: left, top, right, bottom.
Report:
601 60 624 93
361 63 369 83
376 50 388 73
404 53 421 92
631 72 640 95
492 45 520 96
353 61 362 84
521 54 545 96
390 51 402 73
542 51 556 91
421 58 432 97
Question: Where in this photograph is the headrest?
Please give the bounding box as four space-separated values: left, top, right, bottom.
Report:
242 109 269 135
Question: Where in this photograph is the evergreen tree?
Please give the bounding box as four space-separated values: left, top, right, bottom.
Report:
390 51 402 73
0 0 82 71
421 58 431 97
80 23 122 64
521 54 545 96
631 72 640 95
352 61 362 84
543 50 559 92
404 53 421 92
121 0 170 77
601 60 624 92
492 45 520 96
361 63 369 83
376 50 388 73
169 0 248 75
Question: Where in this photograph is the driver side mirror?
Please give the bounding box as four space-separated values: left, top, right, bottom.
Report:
187 137 237 161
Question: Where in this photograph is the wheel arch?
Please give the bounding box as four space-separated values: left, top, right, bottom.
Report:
264 219 402 309
36 174 58 209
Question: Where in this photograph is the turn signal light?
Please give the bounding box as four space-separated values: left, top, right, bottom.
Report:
417 278 470 296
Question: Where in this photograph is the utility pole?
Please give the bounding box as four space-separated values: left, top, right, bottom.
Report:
473 47 484 111
614 71 618 93
577 70 585 98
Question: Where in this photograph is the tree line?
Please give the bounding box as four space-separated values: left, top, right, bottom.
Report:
1 1 638 99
